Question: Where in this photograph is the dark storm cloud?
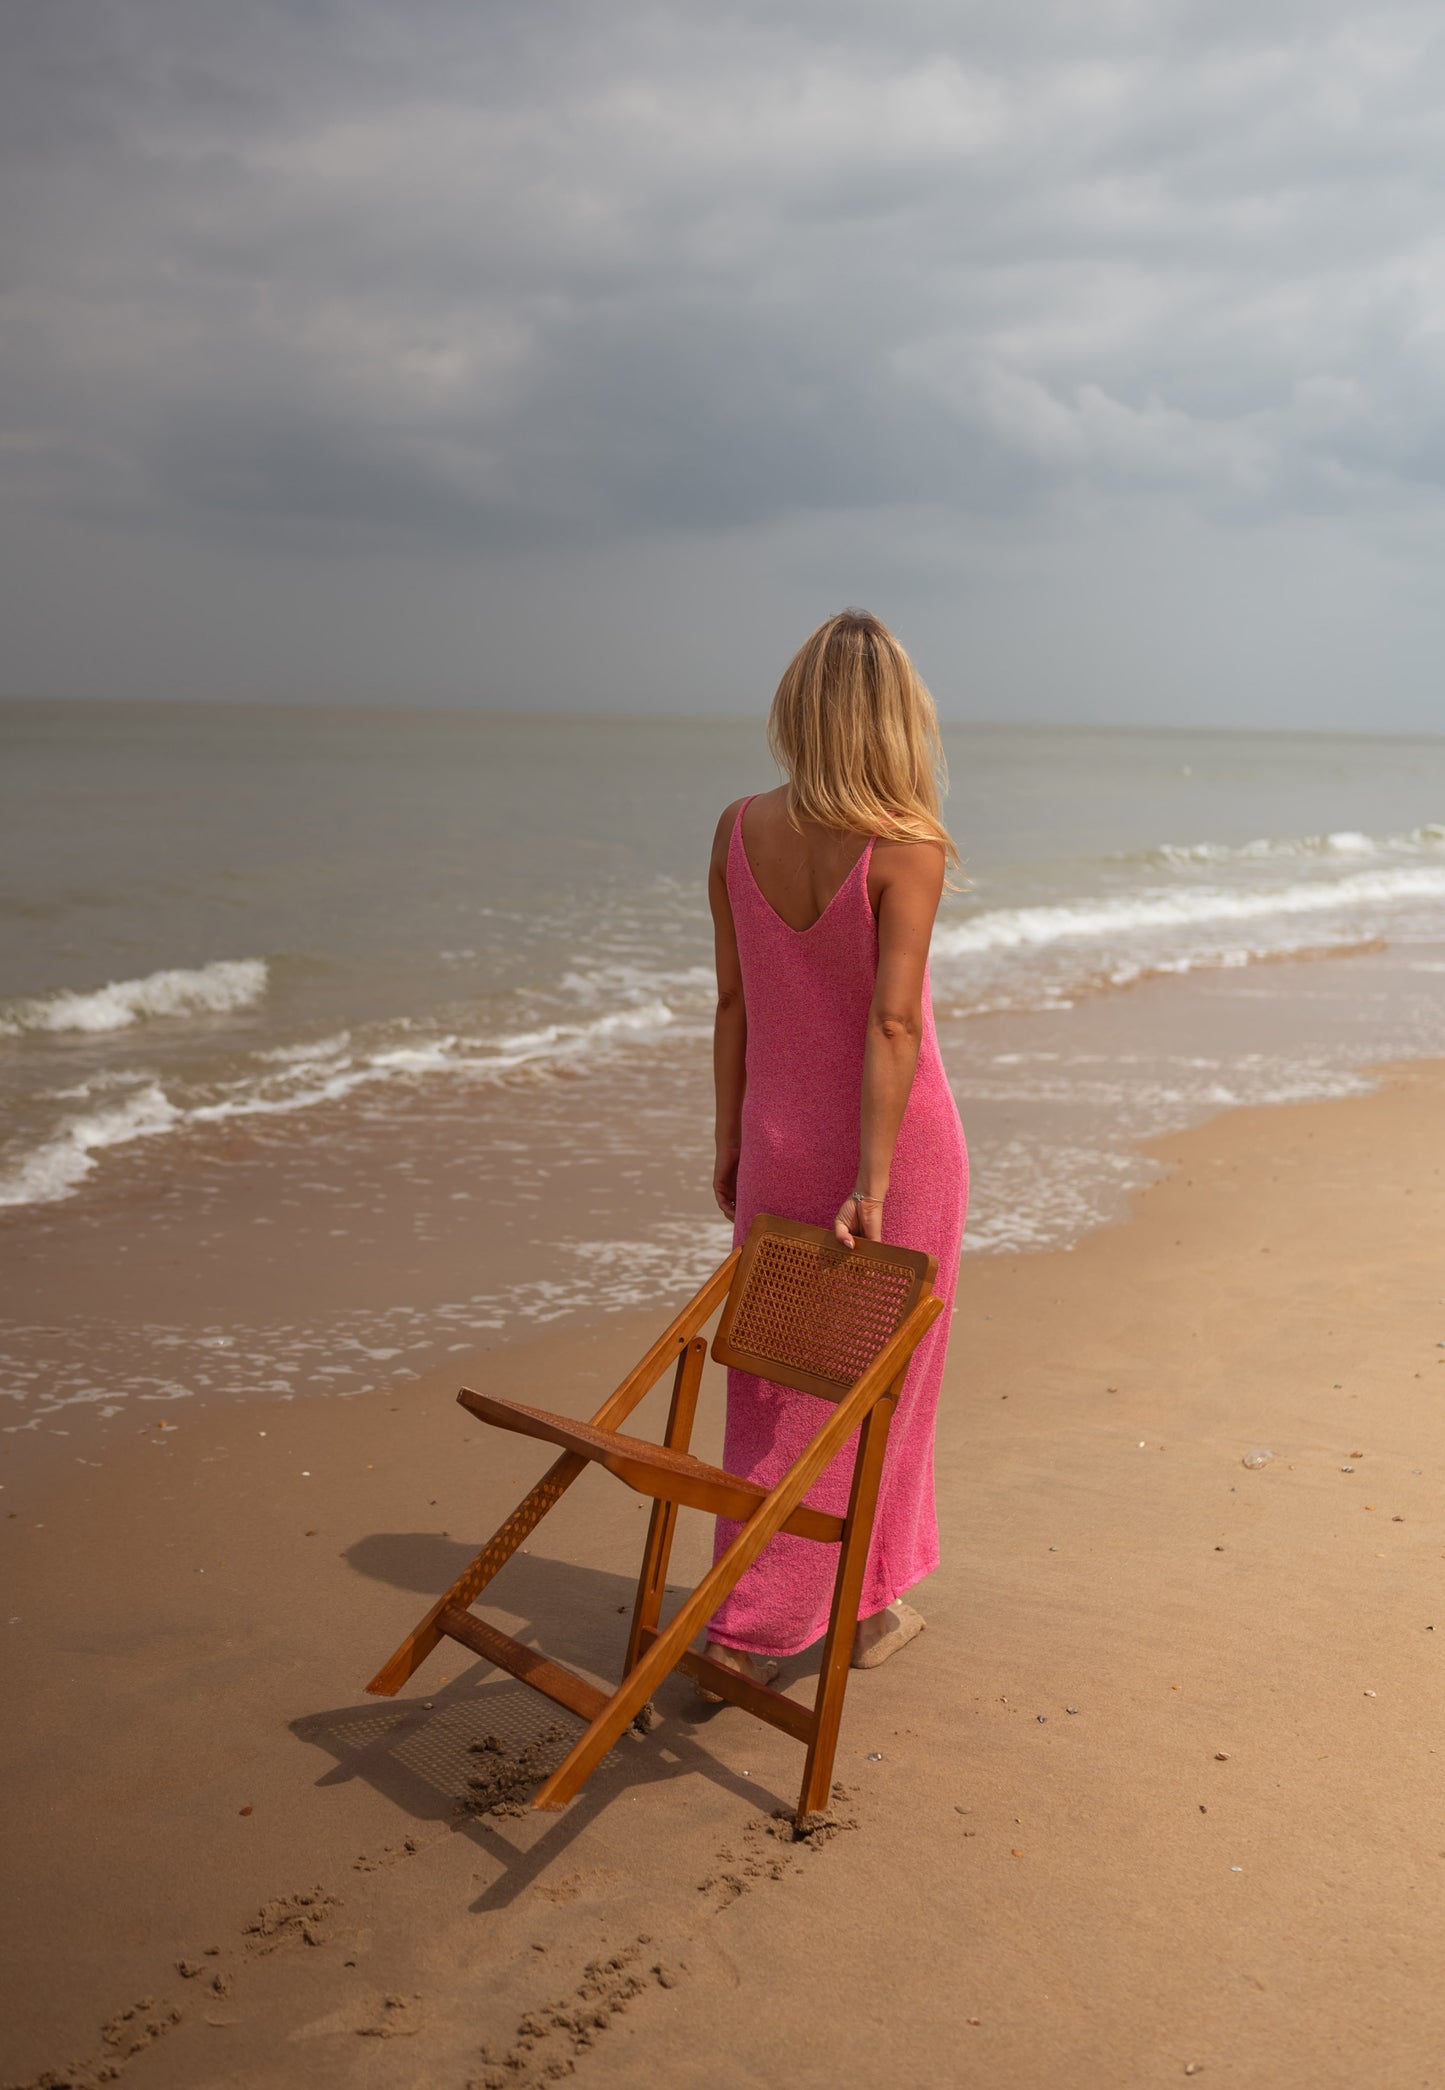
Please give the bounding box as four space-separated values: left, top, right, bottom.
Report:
5 0 1445 553
3 1 1445 724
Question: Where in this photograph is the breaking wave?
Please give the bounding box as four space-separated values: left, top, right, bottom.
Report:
1126 824 1445 868
0 998 684 1208
0 1081 179 1205
933 865 1445 959
0 959 268 1036
186 1001 681 1124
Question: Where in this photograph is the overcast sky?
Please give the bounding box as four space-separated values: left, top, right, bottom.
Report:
3 1 1444 726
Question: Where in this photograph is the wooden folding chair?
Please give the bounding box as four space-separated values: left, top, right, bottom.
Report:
366 1213 943 1827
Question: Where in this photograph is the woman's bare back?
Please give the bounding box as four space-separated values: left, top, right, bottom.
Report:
734 787 873 932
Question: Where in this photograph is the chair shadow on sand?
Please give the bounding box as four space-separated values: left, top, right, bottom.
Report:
291 1533 826 1913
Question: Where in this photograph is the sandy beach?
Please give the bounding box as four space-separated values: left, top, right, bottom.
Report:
3 1057 1442 2090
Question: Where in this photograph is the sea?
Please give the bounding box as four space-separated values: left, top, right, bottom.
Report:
3 700 1444 1446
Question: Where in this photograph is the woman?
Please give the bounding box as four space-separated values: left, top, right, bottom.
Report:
704 608 968 1684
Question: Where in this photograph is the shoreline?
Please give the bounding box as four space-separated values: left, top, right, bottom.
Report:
6 934 1444 1490
3 1058 1443 2087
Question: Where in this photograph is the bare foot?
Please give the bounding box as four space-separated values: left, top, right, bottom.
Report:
696 1640 782 1703
851 1599 926 1670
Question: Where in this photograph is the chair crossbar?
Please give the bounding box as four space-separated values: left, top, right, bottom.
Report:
642 1631 816 1744
437 1606 610 1725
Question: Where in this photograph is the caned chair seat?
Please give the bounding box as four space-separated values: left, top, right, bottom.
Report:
366 1214 943 1827
457 1389 846 1542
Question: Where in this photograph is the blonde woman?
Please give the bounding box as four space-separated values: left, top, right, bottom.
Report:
704 609 968 1684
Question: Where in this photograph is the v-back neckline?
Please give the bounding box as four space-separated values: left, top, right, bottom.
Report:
734 798 873 936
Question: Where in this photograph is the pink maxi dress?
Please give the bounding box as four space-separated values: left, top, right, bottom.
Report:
708 798 969 1658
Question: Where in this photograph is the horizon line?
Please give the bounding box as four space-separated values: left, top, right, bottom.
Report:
1 691 1442 745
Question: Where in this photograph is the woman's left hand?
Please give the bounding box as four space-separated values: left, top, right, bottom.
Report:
713 1147 740 1222
834 1192 884 1248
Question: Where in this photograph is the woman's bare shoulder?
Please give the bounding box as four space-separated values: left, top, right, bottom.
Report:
871 833 946 876
712 789 785 863
711 795 752 872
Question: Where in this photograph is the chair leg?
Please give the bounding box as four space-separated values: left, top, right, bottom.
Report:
624 1337 705 1673
366 1253 739 1699
796 1390 896 1825
366 1452 585 1697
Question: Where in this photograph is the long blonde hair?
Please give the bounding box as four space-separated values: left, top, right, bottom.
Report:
767 609 959 869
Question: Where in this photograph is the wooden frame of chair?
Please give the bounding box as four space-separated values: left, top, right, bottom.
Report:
366 1215 943 1828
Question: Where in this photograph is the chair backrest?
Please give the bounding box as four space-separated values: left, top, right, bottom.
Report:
711 1214 937 1403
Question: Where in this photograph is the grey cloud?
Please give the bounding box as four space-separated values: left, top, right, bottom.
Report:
2 1 1445 718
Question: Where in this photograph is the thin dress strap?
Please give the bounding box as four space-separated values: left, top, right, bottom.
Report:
727 794 759 881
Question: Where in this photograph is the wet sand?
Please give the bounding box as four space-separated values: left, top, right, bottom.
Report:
3 1060 1444 2089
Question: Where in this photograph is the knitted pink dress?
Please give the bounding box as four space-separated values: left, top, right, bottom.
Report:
708 798 968 1658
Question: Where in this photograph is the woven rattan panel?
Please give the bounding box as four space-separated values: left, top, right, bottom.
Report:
725 1228 918 1390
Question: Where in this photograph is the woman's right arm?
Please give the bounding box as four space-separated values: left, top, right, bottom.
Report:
710 801 748 1222
835 837 945 1246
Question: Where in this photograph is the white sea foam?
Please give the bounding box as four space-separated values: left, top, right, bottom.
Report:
492 1001 679 1059
0 1082 179 1206
0 958 268 1036
559 962 714 1004
933 865 1445 958
191 1000 682 1123
1133 823 1444 867
0 998 684 1208
257 1031 352 1063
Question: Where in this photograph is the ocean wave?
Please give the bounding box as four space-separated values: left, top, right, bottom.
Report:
0 958 268 1036
191 1000 682 1123
257 1031 352 1064
0 1081 178 1206
559 961 714 1003
933 865 1445 958
0 999 682 1208
1127 823 1444 868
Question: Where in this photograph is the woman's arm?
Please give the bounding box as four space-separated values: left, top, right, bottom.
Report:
835 838 945 1246
710 801 748 1222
